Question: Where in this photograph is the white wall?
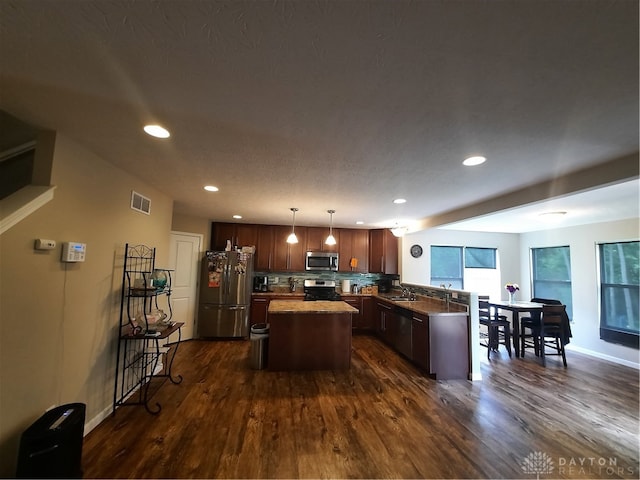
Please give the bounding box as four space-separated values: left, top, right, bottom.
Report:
400 228 521 301
521 218 639 367
399 218 639 368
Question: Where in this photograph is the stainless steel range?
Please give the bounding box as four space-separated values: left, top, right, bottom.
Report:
303 279 342 301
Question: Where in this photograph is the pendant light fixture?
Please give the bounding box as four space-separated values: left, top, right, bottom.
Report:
325 209 337 245
286 208 299 244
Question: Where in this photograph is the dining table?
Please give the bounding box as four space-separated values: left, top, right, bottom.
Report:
486 300 545 357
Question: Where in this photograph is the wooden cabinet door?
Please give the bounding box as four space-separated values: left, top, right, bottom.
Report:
412 312 429 370
338 229 353 271
211 223 236 250
369 229 384 273
250 297 269 326
352 229 369 273
368 229 397 274
306 227 325 252
255 225 274 271
341 296 362 330
272 226 291 270
360 296 374 330
376 300 394 344
235 224 258 249
288 226 307 271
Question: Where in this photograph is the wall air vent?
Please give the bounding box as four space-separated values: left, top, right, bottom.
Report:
130 190 151 215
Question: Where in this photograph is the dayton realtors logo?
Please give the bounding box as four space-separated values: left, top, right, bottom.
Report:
521 451 554 479
521 452 638 478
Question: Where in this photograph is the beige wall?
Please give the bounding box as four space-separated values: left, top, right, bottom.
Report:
171 212 211 251
0 134 173 475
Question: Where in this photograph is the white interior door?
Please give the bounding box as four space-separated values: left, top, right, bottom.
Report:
167 231 202 342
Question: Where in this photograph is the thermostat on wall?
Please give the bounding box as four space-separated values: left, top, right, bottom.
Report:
61 242 86 262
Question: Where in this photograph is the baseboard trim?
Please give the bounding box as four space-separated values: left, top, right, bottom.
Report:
566 345 639 370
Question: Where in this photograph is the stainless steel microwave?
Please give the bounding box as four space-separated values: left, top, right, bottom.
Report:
305 251 339 271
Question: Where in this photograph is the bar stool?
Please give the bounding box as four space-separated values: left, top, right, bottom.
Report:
479 297 512 359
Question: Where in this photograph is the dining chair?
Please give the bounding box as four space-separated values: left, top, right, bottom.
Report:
479 297 511 359
520 297 561 358
538 304 568 367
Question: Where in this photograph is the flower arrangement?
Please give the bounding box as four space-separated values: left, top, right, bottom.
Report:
505 283 520 294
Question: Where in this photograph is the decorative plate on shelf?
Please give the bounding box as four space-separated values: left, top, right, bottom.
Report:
410 244 423 258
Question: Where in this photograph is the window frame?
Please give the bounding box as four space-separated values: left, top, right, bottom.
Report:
530 245 573 319
430 245 498 289
597 240 639 349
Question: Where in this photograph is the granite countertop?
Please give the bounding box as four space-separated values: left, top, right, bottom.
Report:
268 300 359 314
252 291 304 297
376 295 467 315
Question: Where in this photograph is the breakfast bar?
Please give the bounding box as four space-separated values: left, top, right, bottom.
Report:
267 300 358 371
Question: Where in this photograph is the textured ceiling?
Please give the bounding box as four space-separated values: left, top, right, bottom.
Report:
1 0 638 232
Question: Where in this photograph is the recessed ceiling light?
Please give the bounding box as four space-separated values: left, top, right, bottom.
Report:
204 185 219 192
463 156 486 166
356 221 364 225
393 198 407 204
143 125 170 138
232 215 242 219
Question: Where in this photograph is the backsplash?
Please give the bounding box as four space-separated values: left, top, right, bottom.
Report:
255 271 399 292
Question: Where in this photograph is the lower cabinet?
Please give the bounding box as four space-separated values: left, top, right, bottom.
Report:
411 311 429 371
341 295 374 332
250 297 269 326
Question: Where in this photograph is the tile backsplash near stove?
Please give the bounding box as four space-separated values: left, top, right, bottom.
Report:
255 271 398 293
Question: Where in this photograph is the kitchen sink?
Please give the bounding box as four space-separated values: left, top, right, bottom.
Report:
388 296 411 301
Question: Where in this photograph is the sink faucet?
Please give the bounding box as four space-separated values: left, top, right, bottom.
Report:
440 283 452 311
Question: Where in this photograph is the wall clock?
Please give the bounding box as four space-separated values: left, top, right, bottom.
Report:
410 244 423 258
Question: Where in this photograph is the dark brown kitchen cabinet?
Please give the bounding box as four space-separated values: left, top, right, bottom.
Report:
211 223 258 251
375 299 397 345
360 296 374 330
368 229 398 274
255 225 274 271
250 297 269 326
411 312 429 371
272 226 307 271
306 227 338 253
339 229 369 272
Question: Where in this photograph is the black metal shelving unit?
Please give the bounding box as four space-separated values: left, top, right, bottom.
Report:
113 244 183 415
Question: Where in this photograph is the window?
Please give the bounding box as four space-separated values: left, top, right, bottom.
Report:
531 246 573 318
431 246 498 290
465 247 496 269
430 246 463 289
598 241 639 349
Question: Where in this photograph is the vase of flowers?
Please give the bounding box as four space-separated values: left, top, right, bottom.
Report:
505 283 519 303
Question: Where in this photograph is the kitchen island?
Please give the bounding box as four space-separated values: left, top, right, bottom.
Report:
267 300 358 371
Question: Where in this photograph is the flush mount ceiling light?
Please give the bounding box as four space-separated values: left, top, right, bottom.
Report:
463 156 486 166
204 185 219 192
539 211 567 220
325 209 337 245
232 215 242 219
390 224 407 237
143 125 170 138
393 198 407 204
356 221 364 225
286 208 299 244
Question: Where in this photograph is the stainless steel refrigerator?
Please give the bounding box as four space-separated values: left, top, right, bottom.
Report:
197 251 253 338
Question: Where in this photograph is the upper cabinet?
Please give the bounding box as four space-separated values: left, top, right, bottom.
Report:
272 225 307 271
305 226 338 253
338 229 369 273
211 223 258 251
211 222 396 274
369 229 398 274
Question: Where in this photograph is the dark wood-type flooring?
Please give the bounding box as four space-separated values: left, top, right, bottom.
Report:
83 335 640 479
